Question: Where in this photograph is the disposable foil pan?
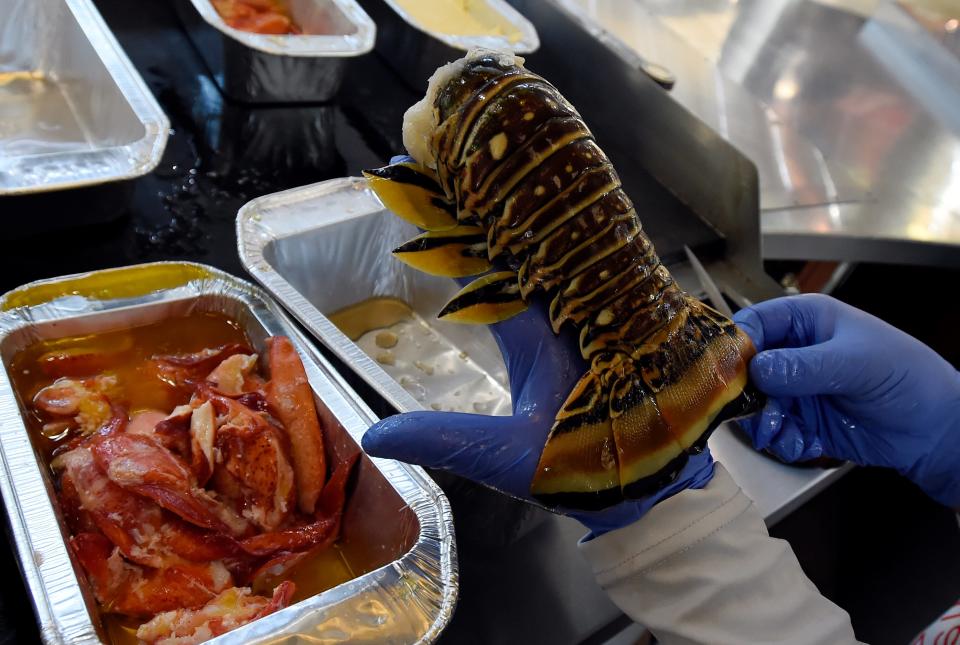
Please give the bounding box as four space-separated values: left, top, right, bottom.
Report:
357 0 539 90
238 177 552 549
173 0 375 103
237 176 511 419
0 262 456 644
0 0 168 196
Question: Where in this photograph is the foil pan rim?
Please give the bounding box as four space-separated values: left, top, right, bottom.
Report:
378 0 540 54
0 0 169 196
0 261 458 645
237 177 431 416
184 0 376 57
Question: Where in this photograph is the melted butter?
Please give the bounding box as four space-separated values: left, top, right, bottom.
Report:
374 330 399 349
327 297 511 415
328 297 414 341
287 545 356 601
0 70 45 86
9 312 248 459
391 0 523 42
1 263 212 311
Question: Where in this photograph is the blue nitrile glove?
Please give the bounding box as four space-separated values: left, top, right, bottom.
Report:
361 296 714 537
734 294 960 508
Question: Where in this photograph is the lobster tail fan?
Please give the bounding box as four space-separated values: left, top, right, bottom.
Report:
608 371 690 499
364 162 458 231
533 299 764 508
530 371 623 510
635 298 759 454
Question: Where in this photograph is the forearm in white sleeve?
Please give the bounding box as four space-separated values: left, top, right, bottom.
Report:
579 465 861 645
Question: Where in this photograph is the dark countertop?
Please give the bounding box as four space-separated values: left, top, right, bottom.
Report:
0 2 630 643
0 2 732 642
1 0 402 289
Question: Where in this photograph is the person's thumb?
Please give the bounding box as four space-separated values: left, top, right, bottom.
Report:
361 411 537 495
749 342 850 398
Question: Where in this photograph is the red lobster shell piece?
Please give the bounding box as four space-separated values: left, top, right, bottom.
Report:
264 336 327 515
364 50 763 510
136 580 295 644
71 532 234 618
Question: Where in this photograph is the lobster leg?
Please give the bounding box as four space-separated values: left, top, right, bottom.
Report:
437 271 528 324
392 225 492 277
363 162 458 231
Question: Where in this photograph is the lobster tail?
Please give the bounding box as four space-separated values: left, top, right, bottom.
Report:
529 371 623 510
533 297 761 507
366 50 764 510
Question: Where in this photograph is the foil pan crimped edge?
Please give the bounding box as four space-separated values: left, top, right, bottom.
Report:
0 262 457 645
1 0 168 196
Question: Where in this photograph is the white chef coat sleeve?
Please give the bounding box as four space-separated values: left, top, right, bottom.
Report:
578 464 861 645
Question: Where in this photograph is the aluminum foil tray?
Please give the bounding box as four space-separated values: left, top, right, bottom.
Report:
0 262 456 644
238 176 512 419
173 0 375 103
358 0 539 89
0 0 168 196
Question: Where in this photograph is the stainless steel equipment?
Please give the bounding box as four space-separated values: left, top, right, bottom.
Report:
0 262 456 645
547 0 960 267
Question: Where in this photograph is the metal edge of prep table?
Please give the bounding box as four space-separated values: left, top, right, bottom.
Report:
544 0 960 269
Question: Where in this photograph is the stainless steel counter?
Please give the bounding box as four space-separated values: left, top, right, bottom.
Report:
432 420 846 645
558 0 960 267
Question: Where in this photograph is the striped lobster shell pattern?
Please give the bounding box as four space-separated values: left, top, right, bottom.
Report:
364 51 763 510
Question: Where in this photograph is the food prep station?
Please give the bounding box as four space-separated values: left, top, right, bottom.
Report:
1 0 957 643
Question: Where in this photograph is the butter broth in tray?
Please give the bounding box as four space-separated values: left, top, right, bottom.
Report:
0 263 455 645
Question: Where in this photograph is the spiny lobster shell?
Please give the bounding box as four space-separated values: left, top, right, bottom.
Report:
364 50 763 510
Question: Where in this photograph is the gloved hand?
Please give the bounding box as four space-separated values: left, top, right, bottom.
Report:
361 297 714 536
734 294 960 508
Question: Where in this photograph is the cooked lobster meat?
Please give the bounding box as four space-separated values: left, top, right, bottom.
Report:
28 332 356 644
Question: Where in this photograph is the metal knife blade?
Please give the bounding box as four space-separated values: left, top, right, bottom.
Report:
683 245 734 318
